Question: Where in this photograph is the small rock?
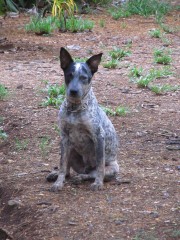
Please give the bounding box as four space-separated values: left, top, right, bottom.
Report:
162 191 169 199
122 39 132 45
177 166 180 171
114 219 125 225
150 211 159 218
6 12 19 18
68 220 78 226
67 45 81 51
37 201 52 206
17 84 23 89
8 199 22 207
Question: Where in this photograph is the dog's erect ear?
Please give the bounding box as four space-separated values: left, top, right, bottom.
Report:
60 47 73 70
86 53 103 74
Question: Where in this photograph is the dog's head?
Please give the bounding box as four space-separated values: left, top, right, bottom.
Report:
60 47 102 104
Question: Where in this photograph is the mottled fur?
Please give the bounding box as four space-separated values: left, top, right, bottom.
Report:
48 47 119 191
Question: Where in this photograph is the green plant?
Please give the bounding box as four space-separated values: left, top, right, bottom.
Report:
109 0 171 21
52 0 77 18
101 106 115 116
133 230 158 240
136 75 154 88
121 22 127 29
0 84 8 100
39 136 51 157
56 16 94 32
149 28 161 38
53 124 61 135
154 48 172 65
129 66 143 78
0 128 7 140
103 59 118 69
90 0 112 5
171 230 180 238
101 105 129 116
150 84 180 94
15 138 29 151
43 83 66 108
149 66 173 78
161 36 171 46
0 0 6 15
99 19 105 28
160 24 176 33
109 47 131 60
25 16 56 35
115 106 129 116
108 7 131 20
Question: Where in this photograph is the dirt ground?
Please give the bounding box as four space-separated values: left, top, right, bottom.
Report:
0 7 180 240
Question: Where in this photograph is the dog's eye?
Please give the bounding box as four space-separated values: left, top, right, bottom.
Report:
80 75 88 83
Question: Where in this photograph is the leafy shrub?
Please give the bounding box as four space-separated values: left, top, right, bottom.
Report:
103 59 118 69
109 47 131 60
56 16 94 32
153 48 172 65
109 0 171 21
52 0 77 18
25 16 56 35
149 29 161 38
150 84 180 95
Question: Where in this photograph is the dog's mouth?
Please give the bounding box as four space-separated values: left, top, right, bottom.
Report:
67 95 82 104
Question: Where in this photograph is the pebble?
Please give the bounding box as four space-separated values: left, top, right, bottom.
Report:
122 39 133 45
67 45 81 51
114 219 125 225
150 211 159 218
17 84 23 89
8 199 22 207
177 166 180 171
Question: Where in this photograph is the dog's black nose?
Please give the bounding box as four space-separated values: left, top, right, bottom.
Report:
70 89 78 96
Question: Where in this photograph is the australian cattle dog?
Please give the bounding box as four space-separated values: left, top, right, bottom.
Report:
47 47 119 191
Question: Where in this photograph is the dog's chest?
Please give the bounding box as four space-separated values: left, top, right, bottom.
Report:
60 111 94 150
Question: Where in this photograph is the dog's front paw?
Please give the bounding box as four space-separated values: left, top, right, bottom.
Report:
90 181 104 191
50 182 64 192
46 170 58 182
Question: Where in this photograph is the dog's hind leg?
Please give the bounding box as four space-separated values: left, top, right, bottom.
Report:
73 161 119 184
104 161 119 181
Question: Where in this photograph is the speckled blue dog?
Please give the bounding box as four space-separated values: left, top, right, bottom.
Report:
48 47 119 191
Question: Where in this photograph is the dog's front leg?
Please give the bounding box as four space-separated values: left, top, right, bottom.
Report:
91 128 105 191
51 136 69 192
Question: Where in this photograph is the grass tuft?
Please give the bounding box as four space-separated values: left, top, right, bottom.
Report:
25 16 56 35
136 75 153 88
150 84 180 94
0 128 8 140
132 66 173 89
109 47 131 60
0 84 8 100
149 28 161 38
154 48 172 65
56 16 94 32
42 83 66 108
39 136 51 157
103 59 118 69
15 138 29 151
101 105 129 116
109 0 171 21
129 66 143 78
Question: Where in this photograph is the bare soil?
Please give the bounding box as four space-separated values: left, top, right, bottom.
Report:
0 9 180 240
